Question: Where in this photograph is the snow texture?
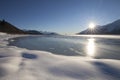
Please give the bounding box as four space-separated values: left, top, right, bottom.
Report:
0 32 120 80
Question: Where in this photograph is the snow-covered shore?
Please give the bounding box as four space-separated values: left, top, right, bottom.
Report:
0 33 120 80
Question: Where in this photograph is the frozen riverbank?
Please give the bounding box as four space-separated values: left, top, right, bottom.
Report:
0 33 120 80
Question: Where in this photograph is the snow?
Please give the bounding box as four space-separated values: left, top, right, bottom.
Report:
0 33 120 80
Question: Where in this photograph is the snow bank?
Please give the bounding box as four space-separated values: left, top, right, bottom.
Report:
0 34 120 80
0 32 7 35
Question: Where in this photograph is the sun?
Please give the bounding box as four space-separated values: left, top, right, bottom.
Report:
89 22 96 29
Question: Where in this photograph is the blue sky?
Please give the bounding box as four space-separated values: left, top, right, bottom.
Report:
1 0 120 34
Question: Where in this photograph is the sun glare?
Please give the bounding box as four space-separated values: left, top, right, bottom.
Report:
89 22 95 29
86 38 95 57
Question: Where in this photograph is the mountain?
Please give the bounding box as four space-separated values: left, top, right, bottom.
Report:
40 31 58 35
24 30 58 35
78 19 120 35
0 20 26 34
24 30 43 35
0 20 57 35
0 20 59 35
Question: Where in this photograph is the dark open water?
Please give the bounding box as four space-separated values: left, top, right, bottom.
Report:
9 35 120 60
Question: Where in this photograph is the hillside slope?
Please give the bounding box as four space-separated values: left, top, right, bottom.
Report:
0 20 25 34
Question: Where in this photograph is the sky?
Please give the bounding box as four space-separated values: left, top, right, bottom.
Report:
1 0 120 34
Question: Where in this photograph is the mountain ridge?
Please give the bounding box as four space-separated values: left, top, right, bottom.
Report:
78 19 120 35
0 20 26 34
0 20 58 35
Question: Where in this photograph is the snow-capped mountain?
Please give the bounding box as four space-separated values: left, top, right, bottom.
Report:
78 19 120 34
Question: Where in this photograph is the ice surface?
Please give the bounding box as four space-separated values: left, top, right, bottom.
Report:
0 33 120 80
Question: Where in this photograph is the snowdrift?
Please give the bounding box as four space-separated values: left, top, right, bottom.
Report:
0 33 120 80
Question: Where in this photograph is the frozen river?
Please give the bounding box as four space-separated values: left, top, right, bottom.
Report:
9 35 120 60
